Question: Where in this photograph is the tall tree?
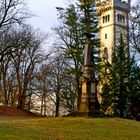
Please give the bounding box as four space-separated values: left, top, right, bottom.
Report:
99 59 113 114
38 64 50 116
0 26 48 108
129 60 140 117
55 4 83 110
111 35 131 118
0 0 28 29
0 0 30 63
129 1 140 56
78 0 100 70
11 27 47 108
128 0 140 118
0 1 30 100
55 0 100 111
46 53 70 117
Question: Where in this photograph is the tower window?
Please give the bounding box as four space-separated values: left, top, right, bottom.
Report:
117 14 125 23
117 14 120 22
105 16 107 22
103 47 108 60
122 15 125 23
103 15 110 23
108 15 110 22
103 16 105 23
105 33 107 39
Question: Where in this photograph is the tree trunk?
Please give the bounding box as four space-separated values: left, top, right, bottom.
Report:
119 81 124 118
55 92 60 117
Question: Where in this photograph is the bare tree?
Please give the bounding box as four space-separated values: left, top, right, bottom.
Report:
0 0 30 63
11 27 48 108
45 53 71 117
0 0 29 29
129 1 140 56
0 25 49 109
0 29 17 104
38 64 50 116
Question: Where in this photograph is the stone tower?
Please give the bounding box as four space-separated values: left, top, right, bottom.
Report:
96 0 131 63
96 0 131 114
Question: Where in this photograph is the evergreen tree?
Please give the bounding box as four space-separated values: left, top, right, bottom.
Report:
78 0 100 72
99 59 113 114
55 0 100 111
129 60 140 117
55 4 83 111
111 35 131 118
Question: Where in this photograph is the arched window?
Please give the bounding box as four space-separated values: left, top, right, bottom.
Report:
103 47 108 60
117 14 120 22
105 33 107 39
105 16 107 23
108 15 110 22
103 16 105 23
103 15 110 23
122 15 125 23
117 14 125 23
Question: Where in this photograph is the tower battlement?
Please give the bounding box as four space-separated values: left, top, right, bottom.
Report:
114 0 130 12
96 0 130 12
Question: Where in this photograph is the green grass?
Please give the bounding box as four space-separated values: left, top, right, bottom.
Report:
0 116 139 140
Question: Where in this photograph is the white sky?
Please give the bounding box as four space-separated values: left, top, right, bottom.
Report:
27 0 67 33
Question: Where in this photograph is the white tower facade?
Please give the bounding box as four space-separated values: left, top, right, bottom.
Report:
96 0 131 63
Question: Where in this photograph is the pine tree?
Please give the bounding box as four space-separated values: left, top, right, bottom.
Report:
111 35 131 118
99 59 113 114
129 59 140 117
78 0 100 72
55 4 84 111
55 0 100 112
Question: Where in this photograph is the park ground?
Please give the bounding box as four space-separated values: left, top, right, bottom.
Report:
0 116 140 140
0 106 140 140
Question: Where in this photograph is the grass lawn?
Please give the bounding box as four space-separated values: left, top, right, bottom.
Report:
0 116 139 140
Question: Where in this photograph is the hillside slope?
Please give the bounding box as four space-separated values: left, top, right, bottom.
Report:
0 105 37 116
0 117 139 140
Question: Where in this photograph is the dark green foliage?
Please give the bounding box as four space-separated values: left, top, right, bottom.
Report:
55 4 84 111
110 35 140 118
100 35 132 117
129 60 140 116
78 0 100 71
55 0 100 112
100 34 140 118
111 35 131 117
99 60 113 113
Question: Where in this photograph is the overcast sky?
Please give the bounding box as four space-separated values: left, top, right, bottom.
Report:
27 0 67 33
